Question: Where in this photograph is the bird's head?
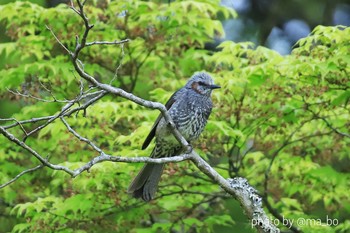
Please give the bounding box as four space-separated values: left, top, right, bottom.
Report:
185 72 221 96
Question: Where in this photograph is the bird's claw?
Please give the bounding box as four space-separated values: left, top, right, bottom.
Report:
186 144 193 154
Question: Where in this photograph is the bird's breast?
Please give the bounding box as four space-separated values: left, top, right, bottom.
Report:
155 94 212 144
172 100 212 141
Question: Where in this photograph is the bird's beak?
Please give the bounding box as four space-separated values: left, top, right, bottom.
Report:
209 84 221 89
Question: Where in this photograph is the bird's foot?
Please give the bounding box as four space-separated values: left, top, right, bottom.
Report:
167 120 176 129
185 144 193 154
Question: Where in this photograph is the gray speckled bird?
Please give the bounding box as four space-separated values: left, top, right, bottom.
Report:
128 72 220 201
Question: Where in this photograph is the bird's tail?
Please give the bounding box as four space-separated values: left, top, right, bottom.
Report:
128 144 181 201
127 162 164 202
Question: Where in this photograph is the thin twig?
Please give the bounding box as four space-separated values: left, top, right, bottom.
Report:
1 91 106 130
71 153 194 177
23 101 75 142
0 117 28 136
46 25 72 55
1 116 53 129
0 165 44 189
0 125 194 180
0 127 74 174
85 39 130 47
7 88 70 103
307 108 350 138
38 80 67 102
60 117 103 153
0 1 281 232
110 43 126 85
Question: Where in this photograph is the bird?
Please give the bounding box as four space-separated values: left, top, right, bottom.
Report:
127 72 220 201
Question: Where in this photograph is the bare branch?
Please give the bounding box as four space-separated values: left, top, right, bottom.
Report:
73 0 93 57
65 90 108 117
15 89 105 141
23 101 75 142
7 88 70 103
158 189 227 199
110 43 126 85
0 165 44 189
228 177 279 233
0 125 193 179
64 3 185 151
0 126 74 175
1 116 53 129
71 153 193 177
60 117 103 153
308 108 350 138
0 1 281 232
39 79 72 103
0 117 28 136
46 25 72 55
189 151 280 233
1 90 106 130
1 121 279 232
321 117 350 138
85 39 130 47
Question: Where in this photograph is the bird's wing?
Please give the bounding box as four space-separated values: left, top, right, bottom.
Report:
141 89 182 150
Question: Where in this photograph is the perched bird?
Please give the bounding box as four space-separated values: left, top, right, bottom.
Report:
128 72 220 201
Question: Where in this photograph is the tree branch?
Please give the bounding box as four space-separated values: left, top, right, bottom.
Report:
60 116 103 153
7 88 70 103
62 0 191 149
0 165 44 189
0 126 74 174
189 151 280 233
0 122 279 232
0 1 281 232
85 39 130 47
0 126 193 178
0 90 107 130
307 108 350 138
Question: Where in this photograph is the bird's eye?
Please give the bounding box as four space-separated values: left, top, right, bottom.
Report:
198 81 207 86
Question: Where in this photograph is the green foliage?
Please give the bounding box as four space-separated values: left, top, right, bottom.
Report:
206 25 350 232
0 1 349 233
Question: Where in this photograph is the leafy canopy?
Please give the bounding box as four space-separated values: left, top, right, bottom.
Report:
0 1 349 233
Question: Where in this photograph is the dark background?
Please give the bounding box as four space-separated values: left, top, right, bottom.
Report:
221 0 350 54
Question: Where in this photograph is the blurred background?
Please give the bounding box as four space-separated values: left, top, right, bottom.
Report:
1 0 350 55
220 0 350 54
